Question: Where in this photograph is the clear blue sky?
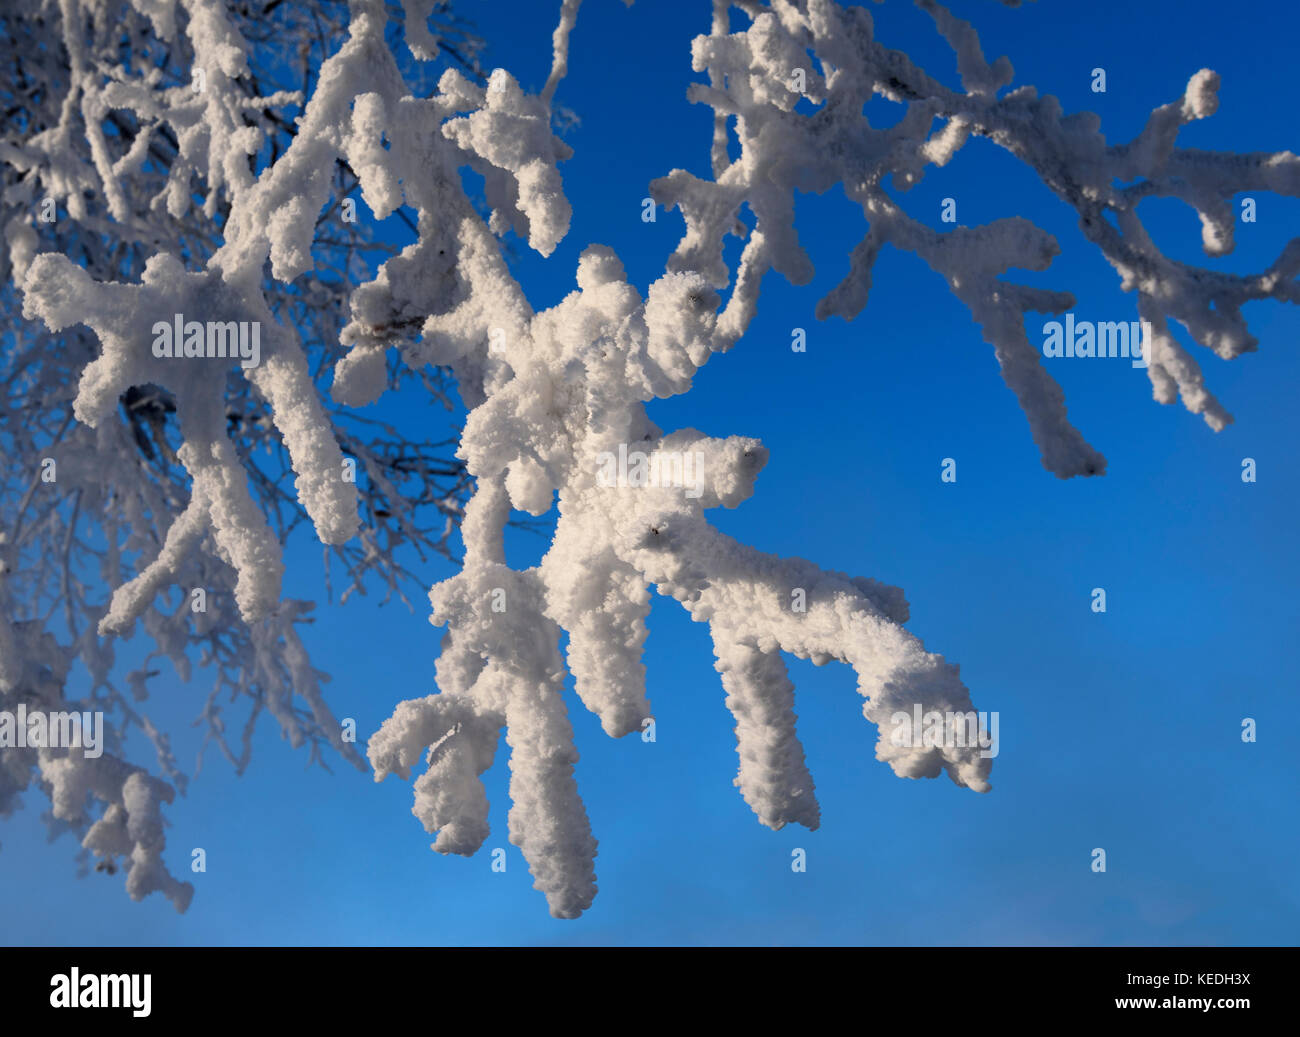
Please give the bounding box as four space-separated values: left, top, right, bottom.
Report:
3 0 1298 945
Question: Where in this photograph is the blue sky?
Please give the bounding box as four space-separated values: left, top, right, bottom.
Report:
2 0 1298 945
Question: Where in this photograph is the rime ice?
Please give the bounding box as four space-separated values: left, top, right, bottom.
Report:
7 0 1296 918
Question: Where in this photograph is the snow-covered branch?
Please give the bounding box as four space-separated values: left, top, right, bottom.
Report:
3 0 1293 918
371 0 1296 916
0 0 482 906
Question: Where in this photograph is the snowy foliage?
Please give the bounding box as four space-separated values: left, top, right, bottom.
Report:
4 0 1298 917
366 0 1299 916
1 0 481 907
